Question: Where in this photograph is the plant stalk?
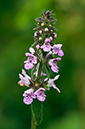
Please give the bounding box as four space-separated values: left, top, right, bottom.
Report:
31 109 36 129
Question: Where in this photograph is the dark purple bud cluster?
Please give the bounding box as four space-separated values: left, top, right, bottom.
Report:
34 10 57 46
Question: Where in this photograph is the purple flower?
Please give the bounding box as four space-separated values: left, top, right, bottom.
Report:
29 47 35 54
18 69 31 87
53 33 57 38
53 44 64 56
24 52 37 70
23 88 36 105
47 75 60 93
45 38 50 43
36 44 40 50
41 72 46 76
41 38 52 52
24 63 34 70
49 36 53 40
34 31 38 37
35 88 46 101
49 58 61 73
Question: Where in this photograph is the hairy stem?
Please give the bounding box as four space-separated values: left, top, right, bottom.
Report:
31 107 36 129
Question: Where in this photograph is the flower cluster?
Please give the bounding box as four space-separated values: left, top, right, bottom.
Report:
18 10 64 105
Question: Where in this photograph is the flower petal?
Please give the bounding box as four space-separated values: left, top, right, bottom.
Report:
25 53 32 57
53 75 60 81
44 38 50 43
29 47 35 54
54 44 62 49
37 95 46 101
58 50 64 57
36 45 40 50
53 47 58 54
19 74 23 79
41 43 51 52
22 69 26 76
32 56 37 64
23 96 33 105
35 88 46 95
51 66 59 73
52 82 60 93
41 72 46 76
24 63 34 70
49 59 53 66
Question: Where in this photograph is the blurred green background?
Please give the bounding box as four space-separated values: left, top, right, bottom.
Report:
0 0 85 129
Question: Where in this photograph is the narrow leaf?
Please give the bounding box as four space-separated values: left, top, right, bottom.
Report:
31 99 43 125
44 63 50 78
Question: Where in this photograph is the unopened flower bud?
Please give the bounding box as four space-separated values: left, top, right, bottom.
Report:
36 44 40 50
35 81 39 87
45 38 50 43
44 28 49 32
49 37 53 40
29 47 35 54
53 33 57 38
49 24 52 27
41 23 45 26
39 37 42 40
39 30 42 34
34 31 37 37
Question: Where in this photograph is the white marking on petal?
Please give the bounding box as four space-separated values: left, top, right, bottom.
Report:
29 47 35 54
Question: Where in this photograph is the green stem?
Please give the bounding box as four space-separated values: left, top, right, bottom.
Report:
31 109 36 129
37 62 43 80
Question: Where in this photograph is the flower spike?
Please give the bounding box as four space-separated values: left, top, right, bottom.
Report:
18 10 64 105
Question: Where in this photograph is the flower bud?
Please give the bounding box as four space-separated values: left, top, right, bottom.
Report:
44 28 49 32
49 24 52 27
39 30 42 34
51 29 53 32
41 23 45 26
49 37 53 40
39 37 42 40
53 33 57 38
35 81 39 87
34 31 38 37
36 44 40 50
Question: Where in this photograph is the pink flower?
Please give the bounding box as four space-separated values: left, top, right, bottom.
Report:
53 44 64 56
49 58 61 73
44 38 50 43
47 75 60 93
18 69 31 87
53 33 57 38
36 44 40 50
29 47 35 54
24 63 34 70
23 89 36 105
35 88 46 101
24 52 37 70
41 38 52 52
34 31 38 37
41 72 46 76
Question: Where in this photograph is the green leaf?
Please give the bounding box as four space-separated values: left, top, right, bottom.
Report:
44 63 50 78
38 62 43 79
31 65 36 80
31 99 43 125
